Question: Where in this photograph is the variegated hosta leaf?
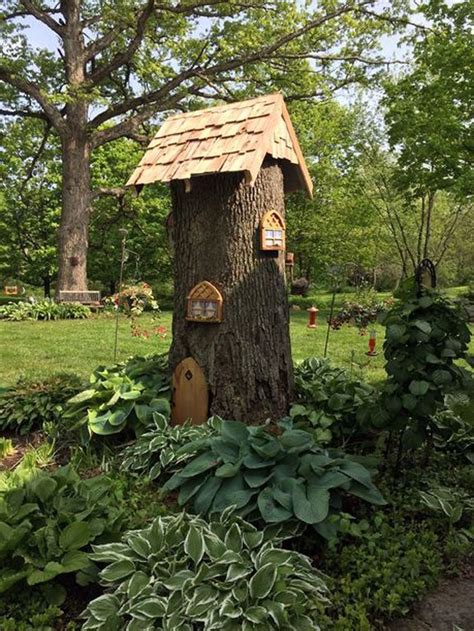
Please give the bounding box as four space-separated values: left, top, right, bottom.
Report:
82 512 328 629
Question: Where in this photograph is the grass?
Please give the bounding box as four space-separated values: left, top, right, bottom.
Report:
0 287 472 387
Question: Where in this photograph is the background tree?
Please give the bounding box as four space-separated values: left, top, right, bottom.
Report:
0 0 412 294
0 117 60 296
382 0 473 270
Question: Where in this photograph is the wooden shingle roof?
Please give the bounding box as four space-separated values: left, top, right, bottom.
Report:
126 93 312 197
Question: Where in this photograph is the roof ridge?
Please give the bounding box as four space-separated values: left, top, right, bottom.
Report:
166 92 283 120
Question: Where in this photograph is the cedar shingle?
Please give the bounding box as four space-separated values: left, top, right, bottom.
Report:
126 92 312 197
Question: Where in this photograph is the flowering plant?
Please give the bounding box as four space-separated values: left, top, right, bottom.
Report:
104 282 167 340
329 286 394 334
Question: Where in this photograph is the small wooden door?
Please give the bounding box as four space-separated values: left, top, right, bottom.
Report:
171 357 209 425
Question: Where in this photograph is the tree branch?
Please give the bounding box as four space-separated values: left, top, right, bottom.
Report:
0 67 66 133
19 0 63 35
86 0 156 82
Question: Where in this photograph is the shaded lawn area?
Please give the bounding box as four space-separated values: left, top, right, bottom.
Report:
0 309 391 385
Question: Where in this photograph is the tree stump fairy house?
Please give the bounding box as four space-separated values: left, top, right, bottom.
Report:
126 93 312 424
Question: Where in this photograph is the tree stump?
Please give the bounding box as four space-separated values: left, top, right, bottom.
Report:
169 158 293 422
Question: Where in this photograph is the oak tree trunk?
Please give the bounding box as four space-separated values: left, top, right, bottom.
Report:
56 0 90 294
56 134 90 293
170 159 294 422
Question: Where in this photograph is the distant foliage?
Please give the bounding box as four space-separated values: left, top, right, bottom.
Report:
83 510 329 630
0 465 125 597
291 358 376 445
0 300 90 321
164 420 385 539
378 290 471 448
0 374 84 435
121 413 215 480
65 354 170 436
329 286 393 332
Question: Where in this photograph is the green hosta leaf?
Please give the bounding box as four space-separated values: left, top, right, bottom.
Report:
243 469 273 488
129 597 167 618
221 420 249 444
120 390 142 400
128 571 150 599
87 594 120 622
59 521 91 551
194 476 222 514
150 398 171 416
224 523 242 553
348 482 386 505
28 562 64 585
61 550 91 572
68 389 96 404
249 563 277 600
184 525 205 564
292 484 328 524
179 452 221 478
257 488 292 523
244 605 268 624
100 559 135 582
215 462 241 478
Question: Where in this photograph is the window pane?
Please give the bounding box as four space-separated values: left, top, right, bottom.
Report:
204 301 216 318
274 230 282 238
266 229 274 238
192 300 204 316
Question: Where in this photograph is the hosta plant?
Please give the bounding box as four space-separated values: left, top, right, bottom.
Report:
0 373 84 435
121 413 216 480
163 420 385 540
82 509 329 630
0 300 90 321
0 465 125 595
65 353 170 436
291 357 376 445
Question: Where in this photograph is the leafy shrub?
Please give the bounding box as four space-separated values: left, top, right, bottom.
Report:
0 442 53 493
164 420 385 539
83 509 329 630
0 465 125 595
378 290 471 448
121 413 215 480
291 358 376 445
65 354 170 436
0 437 14 459
0 373 84 435
324 513 443 628
0 299 90 321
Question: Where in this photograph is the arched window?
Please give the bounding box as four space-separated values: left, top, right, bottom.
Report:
259 210 285 251
186 281 223 323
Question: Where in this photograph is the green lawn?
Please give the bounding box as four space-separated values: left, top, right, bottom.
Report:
1 287 472 387
0 309 390 385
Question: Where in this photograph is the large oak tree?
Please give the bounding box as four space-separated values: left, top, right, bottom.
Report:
1 0 413 293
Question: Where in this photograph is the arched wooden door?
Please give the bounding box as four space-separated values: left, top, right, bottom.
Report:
171 357 209 425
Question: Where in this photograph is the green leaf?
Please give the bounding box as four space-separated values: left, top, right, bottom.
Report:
413 320 432 335
257 488 292 523
130 596 166 618
59 522 91 550
249 563 277 600
68 389 96 404
100 559 135 582
184 525 205 564
87 594 120 622
292 484 328 524
179 452 220 478
30 476 57 503
409 380 430 396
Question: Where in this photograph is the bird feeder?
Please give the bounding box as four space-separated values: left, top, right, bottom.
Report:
186 281 223 323
366 329 378 356
126 93 312 424
307 305 319 328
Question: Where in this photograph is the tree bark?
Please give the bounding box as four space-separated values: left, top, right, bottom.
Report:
169 159 294 422
56 134 90 293
55 0 90 294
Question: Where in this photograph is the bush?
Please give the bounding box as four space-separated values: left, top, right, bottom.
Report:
82 509 329 630
121 413 215 480
0 465 125 597
164 420 385 539
378 290 471 449
0 373 84 435
324 513 443 628
0 299 90 321
291 358 377 445
65 354 170 437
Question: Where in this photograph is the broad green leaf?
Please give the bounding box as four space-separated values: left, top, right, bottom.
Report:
100 559 135 582
59 522 91 550
184 525 205 564
249 563 277 600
